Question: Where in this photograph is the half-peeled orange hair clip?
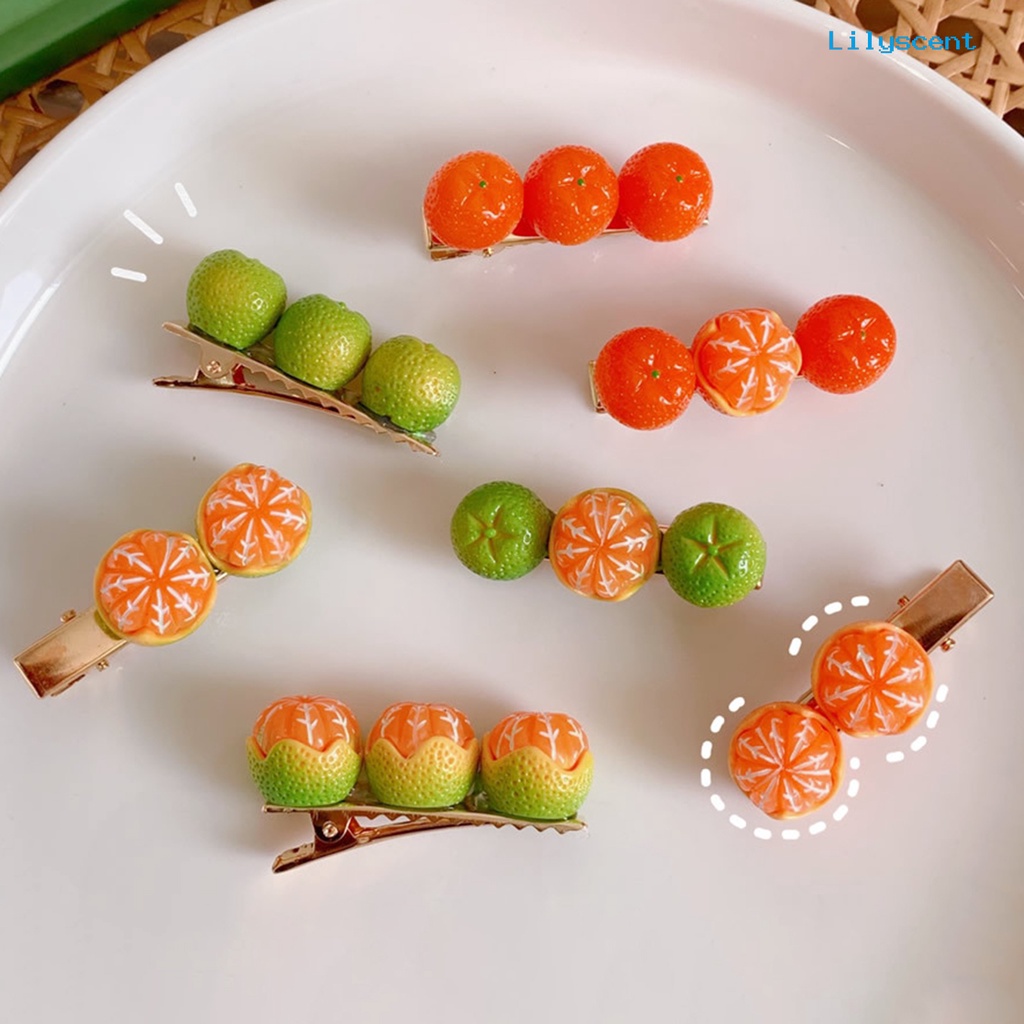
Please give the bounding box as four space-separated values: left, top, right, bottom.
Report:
727 560 993 821
249 699 593 873
14 463 311 698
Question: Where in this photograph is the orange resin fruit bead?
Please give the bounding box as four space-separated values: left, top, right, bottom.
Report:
811 622 933 737
729 701 844 819
481 711 594 820
691 308 802 416
522 145 619 245
794 294 896 394
196 463 311 577
548 488 660 601
593 326 696 430
423 151 524 251
616 142 713 242
365 702 479 809
247 695 363 807
94 529 217 645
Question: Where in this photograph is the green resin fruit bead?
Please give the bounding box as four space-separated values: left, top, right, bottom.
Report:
186 249 287 350
481 711 593 820
246 695 362 807
660 501 766 608
450 481 553 581
360 335 460 433
364 702 479 809
272 294 372 391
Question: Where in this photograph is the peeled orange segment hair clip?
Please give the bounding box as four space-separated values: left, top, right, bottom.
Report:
728 560 993 821
250 700 591 874
154 323 440 457
14 464 311 699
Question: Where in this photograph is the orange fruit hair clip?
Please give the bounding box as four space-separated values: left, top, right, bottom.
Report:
451 481 766 609
15 463 311 698
423 142 712 260
727 561 992 823
589 296 896 430
249 699 592 873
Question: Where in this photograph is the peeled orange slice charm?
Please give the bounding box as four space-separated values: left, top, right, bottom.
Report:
729 702 843 819
811 622 933 738
197 463 311 577
365 702 479 809
247 695 363 808
691 308 801 416
94 529 217 645
548 488 660 601
481 711 594 820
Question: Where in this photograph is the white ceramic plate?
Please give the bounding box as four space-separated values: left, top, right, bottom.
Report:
2 0 1023 1019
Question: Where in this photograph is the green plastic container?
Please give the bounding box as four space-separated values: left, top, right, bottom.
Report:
0 1 174 102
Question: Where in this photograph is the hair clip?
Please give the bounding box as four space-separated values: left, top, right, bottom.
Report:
155 252 462 456
727 560 993 820
451 481 765 607
14 463 311 698
588 297 896 430
423 143 711 260
248 698 592 873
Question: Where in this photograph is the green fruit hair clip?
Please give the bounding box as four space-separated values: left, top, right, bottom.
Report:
450 481 766 608
157 248 460 456
249 697 592 873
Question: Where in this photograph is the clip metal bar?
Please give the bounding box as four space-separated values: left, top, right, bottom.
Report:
14 609 126 698
425 218 634 262
588 360 605 413
888 560 993 654
265 798 585 872
424 214 711 261
154 323 439 457
16 569 228 699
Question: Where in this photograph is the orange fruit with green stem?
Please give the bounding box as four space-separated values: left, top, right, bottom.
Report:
247 695 362 807
794 294 896 394
481 711 593 820
94 529 217 645
196 463 311 577
616 142 713 241
593 326 696 430
364 702 479 809
729 701 844 819
423 151 524 251
811 621 933 737
522 145 619 245
548 488 660 601
691 308 802 416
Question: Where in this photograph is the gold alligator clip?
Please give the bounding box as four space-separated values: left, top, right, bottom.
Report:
424 215 634 261
154 323 439 456
264 782 585 873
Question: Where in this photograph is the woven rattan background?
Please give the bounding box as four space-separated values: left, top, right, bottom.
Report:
0 0 1022 189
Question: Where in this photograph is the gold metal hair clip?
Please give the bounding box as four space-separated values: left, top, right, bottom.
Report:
266 783 585 873
425 218 634 261
154 323 439 456
14 464 312 698
729 560 993 821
